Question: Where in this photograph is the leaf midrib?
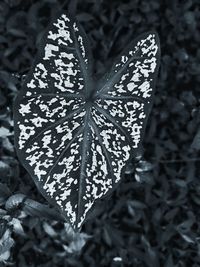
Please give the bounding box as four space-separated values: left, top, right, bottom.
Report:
43 125 84 188
93 103 132 146
90 117 116 185
99 94 146 103
72 27 91 101
95 55 151 97
77 106 91 226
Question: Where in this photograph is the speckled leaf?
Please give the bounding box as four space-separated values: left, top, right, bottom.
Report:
13 13 160 230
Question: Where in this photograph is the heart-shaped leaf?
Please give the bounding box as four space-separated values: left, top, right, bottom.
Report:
13 13 160 230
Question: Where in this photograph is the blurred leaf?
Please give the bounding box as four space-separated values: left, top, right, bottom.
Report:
136 160 154 172
164 254 174 267
77 13 94 21
191 127 200 150
43 222 57 238
5 194 26 211
8 218 26 237
124 162 135 175
180 233 195 244
0 127 12 137
0 183 11 205
1 137 14 155
63 233 90 254
128 200 147 210
0 229 14 262
23 198 65 221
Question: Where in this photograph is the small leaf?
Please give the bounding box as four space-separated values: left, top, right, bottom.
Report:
8 218 26 236
128 200 147 210
136 160 154 172
63 235 86 254
180 233 195 244
102 227 112 247
0 209 7 216
113 257 122 262
23 198 65 221
0 250 11 262
7 28 26 38
0 183 11 199
191 126 200 150
43 222 57 238
62 223 91 254
164 255 174 267
135 172 154 184
124 162 135 175
0 127 12 137
0 229 14 261
5 194 26 211
2 137 14 155
77 13 94 22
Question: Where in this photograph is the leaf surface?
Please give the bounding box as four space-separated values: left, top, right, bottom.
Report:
14 13 160 230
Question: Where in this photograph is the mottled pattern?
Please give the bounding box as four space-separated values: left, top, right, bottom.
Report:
43 132 84 225
95 99 146 148
25 110 85 182
14 13 160 230
97 33 159 101
113 33 158 73
17 95 84 149
91 107 131 182
95 32 159 150
77 124 113 228
25 14 91 97
106 56 157 99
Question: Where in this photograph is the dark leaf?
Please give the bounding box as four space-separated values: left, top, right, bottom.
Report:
0 229 14 262
0 183 11 205
8 218 26 237
5 193 26 211
191 126 200 150
43 222 57 238
23 198 65 221
136 160 154 172
128 200 147 210
164 255 174 267
77 13 94 22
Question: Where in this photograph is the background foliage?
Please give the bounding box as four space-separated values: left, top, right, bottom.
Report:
0 0 200 266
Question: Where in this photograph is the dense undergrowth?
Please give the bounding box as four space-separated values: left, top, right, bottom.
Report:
0 0 200 266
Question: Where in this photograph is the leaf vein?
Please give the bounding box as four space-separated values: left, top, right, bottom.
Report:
93 104 132 147
90 116 116 185
24 106 84 151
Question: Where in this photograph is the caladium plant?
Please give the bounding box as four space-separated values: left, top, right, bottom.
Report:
13 13 160 230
